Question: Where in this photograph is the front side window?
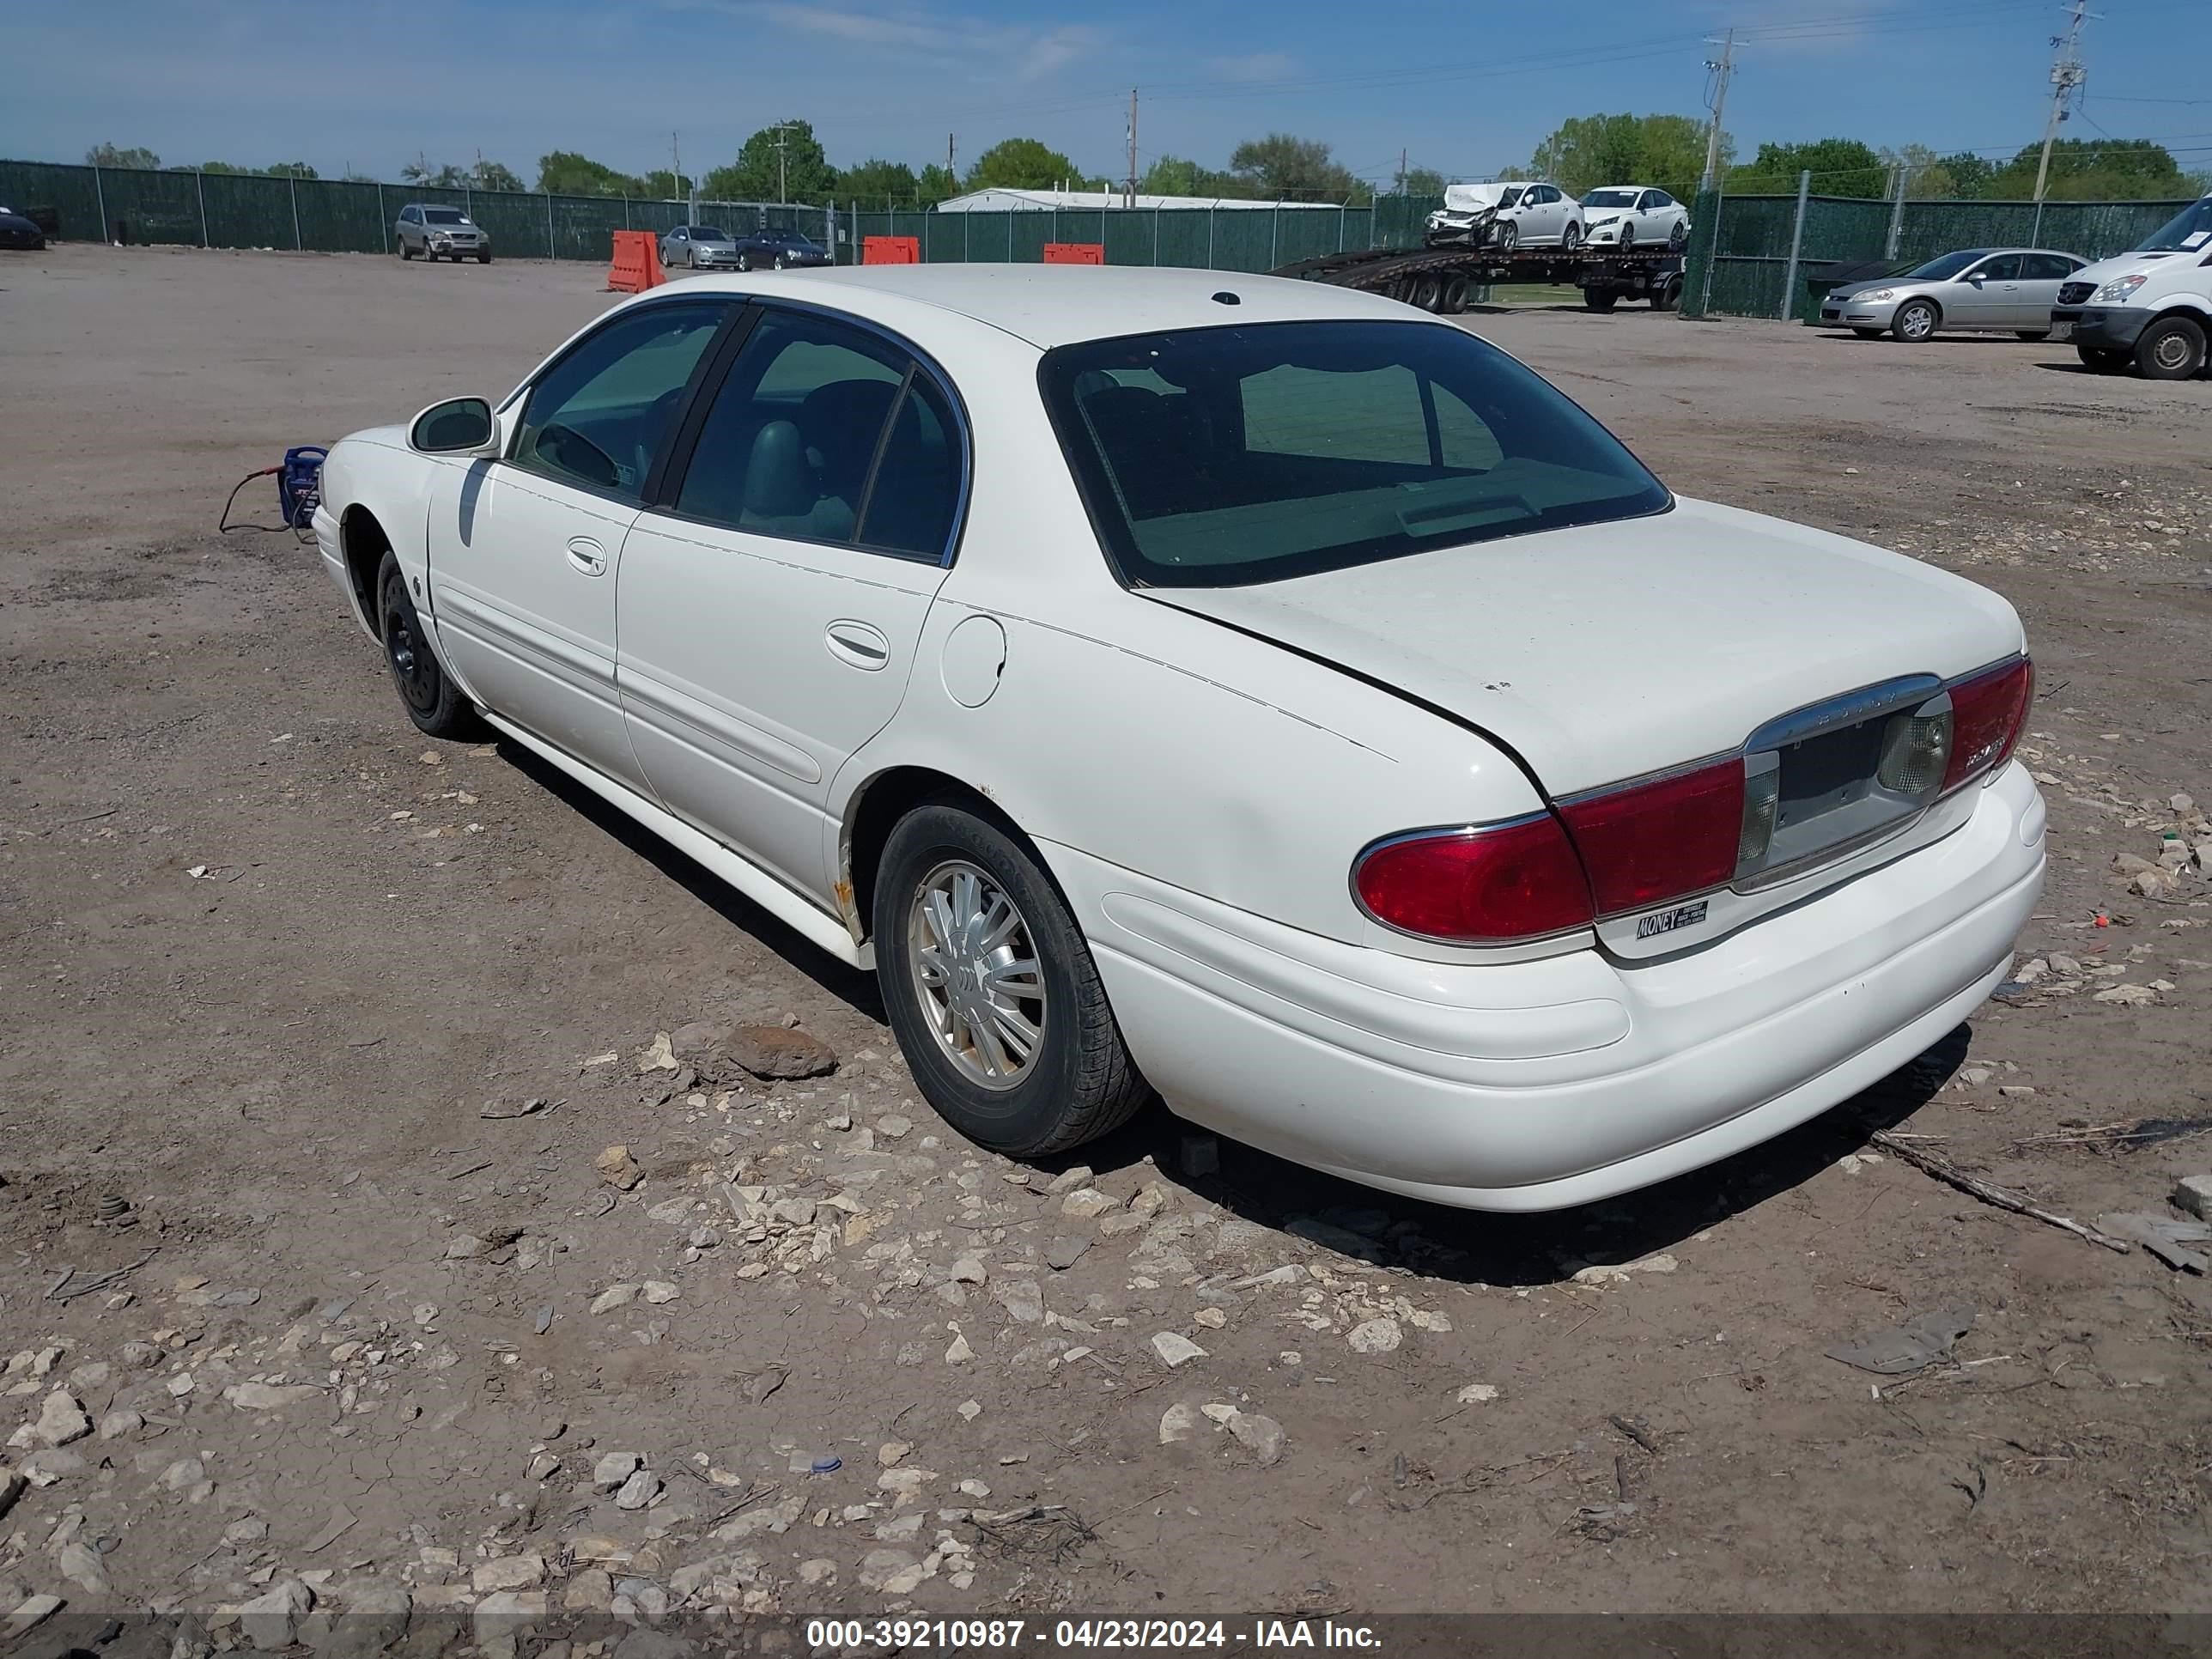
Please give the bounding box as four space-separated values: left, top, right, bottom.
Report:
1042 319 1668 588
1903 250 1986 281
672 308 962 558
1971 254 2022 282
513 301 726 500
1497 186 1523 209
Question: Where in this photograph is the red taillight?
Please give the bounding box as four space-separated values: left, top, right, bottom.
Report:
1559 757 1746 917
1942 657 2033 793
1353 816 1595 942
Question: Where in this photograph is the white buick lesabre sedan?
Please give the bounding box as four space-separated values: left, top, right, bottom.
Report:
313 264 2043 1211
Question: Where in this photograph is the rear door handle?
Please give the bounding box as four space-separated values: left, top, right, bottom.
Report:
566 536 607 576
824 619 891 671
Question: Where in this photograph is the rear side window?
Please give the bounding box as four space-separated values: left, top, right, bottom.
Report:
2021 252 2076 279
1041 319 1667 588
671 308 963 559
513 301 726 501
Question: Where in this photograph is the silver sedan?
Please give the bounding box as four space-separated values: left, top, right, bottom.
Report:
659 225 743 269
1820 247 2087 342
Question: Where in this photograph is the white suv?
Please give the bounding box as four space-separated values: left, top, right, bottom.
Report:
2051 194 2212 379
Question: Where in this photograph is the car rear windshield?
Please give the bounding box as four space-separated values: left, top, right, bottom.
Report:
2137 197 2212 252
422 208 467 225
1040 319 1671 588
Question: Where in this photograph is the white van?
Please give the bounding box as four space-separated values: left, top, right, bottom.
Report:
2051 194 2212 379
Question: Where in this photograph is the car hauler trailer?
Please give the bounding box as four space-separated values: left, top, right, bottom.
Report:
1273 243 1685 314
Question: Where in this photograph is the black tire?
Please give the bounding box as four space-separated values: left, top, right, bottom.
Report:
736 251 753 272
773 253 788 270
1668 220 1687 252
477 251 492 264
398 239 414 260
1583 287 1620 313
2136 315 2207 381
1650 275 1682 311
2076 343 2129 374
1892 298 1939 343
1851 326 1884 339
1407 271 1442 311
874 803 1150 1158
1439 273 1470 314
1561 222 1582 252
375 552 478 739
1495 221 1518 252
2014 329 2050 342
1617 224 1635 252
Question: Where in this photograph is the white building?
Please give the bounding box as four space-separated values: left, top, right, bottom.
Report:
932 187 1340 213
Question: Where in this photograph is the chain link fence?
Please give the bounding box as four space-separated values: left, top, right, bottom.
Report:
0 158 836 263
1682 184 2194 321
1 158 1445 270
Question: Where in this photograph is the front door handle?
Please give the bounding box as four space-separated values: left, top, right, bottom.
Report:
824 619 891 671
566 536 608 576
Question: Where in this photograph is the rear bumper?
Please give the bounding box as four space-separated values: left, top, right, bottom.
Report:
1053 763 2045 1211
2052 306 2147 348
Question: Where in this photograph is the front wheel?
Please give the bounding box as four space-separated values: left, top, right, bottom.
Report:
477 251 492 264
1892 299 1939 342
1495 221 1518 252
2136 315 2207 380
377 553 479 739
736 251 753 272
2077 343 2130 374
1852 326 1884 339
874 804 1150 1158
1618 224 1635 251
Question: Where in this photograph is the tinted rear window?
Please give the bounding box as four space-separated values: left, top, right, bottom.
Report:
1040 320 1670 588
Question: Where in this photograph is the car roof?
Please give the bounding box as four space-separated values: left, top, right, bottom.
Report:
659 263 1418 349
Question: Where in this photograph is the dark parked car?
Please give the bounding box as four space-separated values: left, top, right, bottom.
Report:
728 228 830 270
0 207 46 251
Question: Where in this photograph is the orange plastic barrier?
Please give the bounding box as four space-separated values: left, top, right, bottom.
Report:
863 235 921 265
607 229 665 294
1042 242 1105 265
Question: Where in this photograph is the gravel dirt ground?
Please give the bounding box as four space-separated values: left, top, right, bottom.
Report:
3 245 2210 1643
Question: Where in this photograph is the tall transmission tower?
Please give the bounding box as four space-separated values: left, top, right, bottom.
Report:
2033 0 2094 204
1700 29 1735 194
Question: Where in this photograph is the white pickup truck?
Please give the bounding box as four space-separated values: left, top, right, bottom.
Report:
2051 193 2212 379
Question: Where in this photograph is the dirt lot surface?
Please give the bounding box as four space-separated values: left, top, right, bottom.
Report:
3 246 2210 1642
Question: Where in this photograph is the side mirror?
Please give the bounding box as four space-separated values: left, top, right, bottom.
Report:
410 397 498 456
1964 272 1984 286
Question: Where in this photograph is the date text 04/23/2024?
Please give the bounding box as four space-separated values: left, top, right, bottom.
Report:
803 1620 1382 1650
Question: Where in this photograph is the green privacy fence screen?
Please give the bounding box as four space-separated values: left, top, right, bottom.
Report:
0 159 1434 270
1680 188 2193 322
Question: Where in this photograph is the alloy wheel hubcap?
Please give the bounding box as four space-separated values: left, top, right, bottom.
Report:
907 860 1046 1091
1904 307 1932 337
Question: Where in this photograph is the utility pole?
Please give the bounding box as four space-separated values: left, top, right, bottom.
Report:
1126 88 1138 208
1701 28 1735 194
671 131 684 206
948 132 957 187
1396 148 1407 195
2033 0 2092 204
770 124 798 204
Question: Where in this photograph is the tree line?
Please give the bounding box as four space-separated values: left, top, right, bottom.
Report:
87 119 2208 210
1498 116 2208 204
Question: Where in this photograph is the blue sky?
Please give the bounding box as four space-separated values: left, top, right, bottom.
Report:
6 0 2208 190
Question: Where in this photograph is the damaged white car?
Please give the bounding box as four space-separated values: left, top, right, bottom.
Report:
313 265 2043 1211
1425 181 1585 251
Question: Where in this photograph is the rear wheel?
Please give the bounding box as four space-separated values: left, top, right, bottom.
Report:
1892 299 1939 342
376 552 479 740
874 804 1150 1157
2077 343 2130 374
1583 286 1620 313
398 238 413 260
1650 274 1681 311
2136 315 2207 380
1407 271 1442 311
1560 222 1582 252
1439 273 1470 314
1668 220 1687 252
